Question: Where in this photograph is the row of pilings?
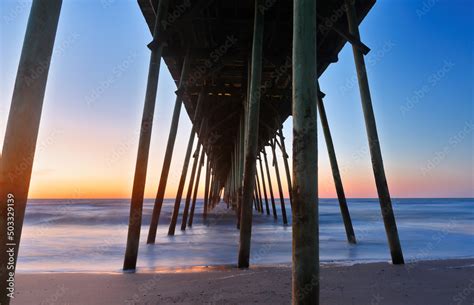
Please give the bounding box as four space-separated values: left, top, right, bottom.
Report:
0 1 406 305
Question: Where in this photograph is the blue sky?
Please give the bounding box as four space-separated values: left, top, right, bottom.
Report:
0 0 472 198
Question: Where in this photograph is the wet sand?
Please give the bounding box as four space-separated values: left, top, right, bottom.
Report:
12 259 474 305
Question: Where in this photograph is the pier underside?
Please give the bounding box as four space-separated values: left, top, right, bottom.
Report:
0 1 407 304
138 0 375 185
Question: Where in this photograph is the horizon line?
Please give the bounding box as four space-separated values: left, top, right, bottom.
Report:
27 197 474 200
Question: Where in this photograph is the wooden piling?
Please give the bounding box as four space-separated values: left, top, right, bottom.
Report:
169 91 205 235
236 114 245 229
317 89 356 244
188 150 205 227
292 0 319 303
253 192 258 211
123 0 170 269
258 157 270 215
263 150 278 219
254 177 260 212
229 150 235 205
211 170 216 208
208 171 214 210
270 139 288 225
256 184 262 212
238 0 264 268
253 185 258 211
256 173 264 213
213 177 220 207
224 167 231 204
345 0 404 264
148 58 191 242
209 175 216 209
231 140 236 206
277 128 293 207
203 159 211 220
168 131 196 235
0 0 62 302
181 144 201 231
147 52 191 244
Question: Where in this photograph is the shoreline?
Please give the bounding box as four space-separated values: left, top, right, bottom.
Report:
12 258 474 305
15 255 474 274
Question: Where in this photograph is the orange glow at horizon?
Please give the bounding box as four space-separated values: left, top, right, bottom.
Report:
27 157 465 199
22 122 473 200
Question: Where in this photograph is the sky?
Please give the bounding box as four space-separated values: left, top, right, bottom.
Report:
0 0 472 199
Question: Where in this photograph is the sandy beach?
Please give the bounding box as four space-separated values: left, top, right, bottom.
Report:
11 258 474 305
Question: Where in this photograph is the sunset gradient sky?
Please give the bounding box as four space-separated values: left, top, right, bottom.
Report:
1 0 473 199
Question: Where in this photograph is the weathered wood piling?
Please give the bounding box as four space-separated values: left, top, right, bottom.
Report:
277 128 293 207
345 0 404 264
317 87 356 244
270 139 288 225
146 52 189 244
257 156 271 215
292 0 319 303
238 0 264 269
188 151 205 228
263 150 278 219
0 1 62 303
181 143 201 231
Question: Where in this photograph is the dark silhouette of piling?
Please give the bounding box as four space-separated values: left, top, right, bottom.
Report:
257 156 270 215
0 0 63 302
270 139 288 225
345 0 404 264
147 52 190 244
317 88 356 244
238 0 264 269
188 151 205 228
181 144 202 231
263 150 278 219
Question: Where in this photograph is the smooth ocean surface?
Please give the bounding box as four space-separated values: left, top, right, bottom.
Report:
17 198 474 272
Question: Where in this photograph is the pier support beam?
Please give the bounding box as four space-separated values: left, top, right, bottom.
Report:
263 150 278 219
270 139 288 225
210 171 217 209
203 158 211 220
345 0 404 264
236 114 245 229
292 0 319 303
123 0 169 270
277 128 293 207
258 157 270 215
253 191 258 211
188 151 205 228
208 170 214 211
169 92 204 235
238 0 264 268
0 0 62 302
317 89 356 244
147 53 190 244
181 144 201 231
255 172 264 213
168 131 195 235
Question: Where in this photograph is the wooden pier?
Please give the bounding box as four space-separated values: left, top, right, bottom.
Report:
0 0 405 304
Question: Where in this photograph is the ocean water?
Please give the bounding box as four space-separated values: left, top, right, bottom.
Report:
17 198 474 272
